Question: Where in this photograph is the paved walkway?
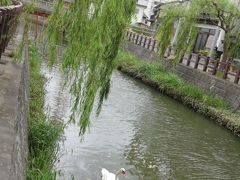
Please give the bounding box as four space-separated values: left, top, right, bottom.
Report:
0 27 24 180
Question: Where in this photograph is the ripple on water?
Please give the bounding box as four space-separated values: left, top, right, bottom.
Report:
41 64 240 180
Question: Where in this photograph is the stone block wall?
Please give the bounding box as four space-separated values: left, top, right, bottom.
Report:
121 41 158 62
9 45 29 180
122 41 240 111
175 64 240 111
0 42 29 179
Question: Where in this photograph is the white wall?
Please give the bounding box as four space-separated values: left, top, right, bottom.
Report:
132 6 145 24
132 0 162 25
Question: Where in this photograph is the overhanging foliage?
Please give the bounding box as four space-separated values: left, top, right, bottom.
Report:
45 0 135 135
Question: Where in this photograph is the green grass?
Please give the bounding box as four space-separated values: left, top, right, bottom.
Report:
117 51 228 109
0 0 10 6
27 44 63 180
116 50 240 136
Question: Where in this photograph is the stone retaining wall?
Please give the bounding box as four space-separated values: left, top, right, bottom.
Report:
9 45 29 180
0 41 28 179
122 41 240 111
121 41 158 62
175 64 240 111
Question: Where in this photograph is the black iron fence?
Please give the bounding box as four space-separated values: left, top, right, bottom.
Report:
0 0 23 59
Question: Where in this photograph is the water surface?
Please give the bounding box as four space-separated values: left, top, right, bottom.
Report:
42 63 240 180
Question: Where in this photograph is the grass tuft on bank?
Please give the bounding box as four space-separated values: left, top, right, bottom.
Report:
28 44 62 180
116 50 240 136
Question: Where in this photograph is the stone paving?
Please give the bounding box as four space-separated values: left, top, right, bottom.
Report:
0 26 25 180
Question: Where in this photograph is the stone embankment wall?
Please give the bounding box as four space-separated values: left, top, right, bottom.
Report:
10 45 29 180
121 41 158 62
0 43 28 179
122 41 240 111
175 64 240 111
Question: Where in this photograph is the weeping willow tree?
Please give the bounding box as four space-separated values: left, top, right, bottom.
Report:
0 0 10 6
44 0 135 135
157 0 240 64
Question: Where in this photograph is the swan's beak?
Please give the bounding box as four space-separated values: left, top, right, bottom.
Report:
121 170 126 176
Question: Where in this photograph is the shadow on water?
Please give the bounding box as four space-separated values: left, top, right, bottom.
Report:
41 62 240 180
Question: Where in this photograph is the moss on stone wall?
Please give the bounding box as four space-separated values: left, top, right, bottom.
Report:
116 50 240 137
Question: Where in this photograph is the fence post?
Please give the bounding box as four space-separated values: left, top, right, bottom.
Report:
131 32 135 42
145 37 149 49
0 2 22 61
128 31 132 41
194 54 200 69
126 31 129 39
134 33 138 44
179 57 183 63
223 61 231 79
130 32 133 42
141 36 146 47
151 39 156 51
137 34 142 45
212 59 219 75
0 8 7 59
149 38 153 51
203 56 210 72
179 53 185 63
186 53 192 66
234 66 240 84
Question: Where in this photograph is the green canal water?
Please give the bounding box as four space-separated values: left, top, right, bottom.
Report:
42 63 240 180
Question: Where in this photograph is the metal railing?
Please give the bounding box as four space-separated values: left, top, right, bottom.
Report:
0 0 23 60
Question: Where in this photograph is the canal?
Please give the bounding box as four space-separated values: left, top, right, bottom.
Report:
42 63 240 180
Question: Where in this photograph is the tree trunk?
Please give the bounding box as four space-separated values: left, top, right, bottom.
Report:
220 37 230 69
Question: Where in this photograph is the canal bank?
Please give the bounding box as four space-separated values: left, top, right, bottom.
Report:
27 44 62 179
116 50 240 137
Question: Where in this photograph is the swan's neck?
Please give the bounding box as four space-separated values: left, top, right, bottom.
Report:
115 170 121 180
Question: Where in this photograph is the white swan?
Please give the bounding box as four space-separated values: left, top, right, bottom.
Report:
101 168 126 180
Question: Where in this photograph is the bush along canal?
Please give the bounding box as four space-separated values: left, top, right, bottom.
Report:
27 44 63 179
40 54 240 179
116 50 240 137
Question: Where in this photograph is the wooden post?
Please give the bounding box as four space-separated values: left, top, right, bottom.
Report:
134 33 138 44
126 31 129 39
0 3 22 60
128 31 132 41
186 53 192 66
137 35 142 45
234 66 240 84
131 32 135 42
179 53 184 63
212 59 219 75
141 36 146 47
151 39 155 51
0 8 7 59
145 37 149 49
203 56 210 72
149 38 152 50
179 57 183 63
194 54 200 69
